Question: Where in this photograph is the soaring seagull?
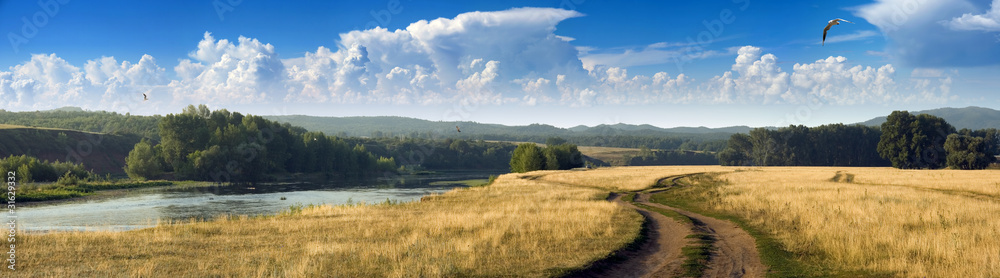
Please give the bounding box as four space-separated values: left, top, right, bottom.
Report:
823 18 853 46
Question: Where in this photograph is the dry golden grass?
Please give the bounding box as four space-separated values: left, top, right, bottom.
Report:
538 166 728 191
575 146 644 163
847 167 1000 196
702 167 1000 277
14 173 641 277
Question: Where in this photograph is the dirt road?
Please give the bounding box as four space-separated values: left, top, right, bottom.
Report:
568 193 690 277
548 173 766 278
636 194 766 278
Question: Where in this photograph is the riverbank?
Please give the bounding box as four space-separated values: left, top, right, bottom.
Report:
14 173 640 276
18 180 176 202
19 170 506 204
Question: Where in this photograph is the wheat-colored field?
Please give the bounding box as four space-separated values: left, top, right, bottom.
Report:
538 165 1000 276
14 174 641 277
538 165 728 191
699 167 1000 277
18 166 998 277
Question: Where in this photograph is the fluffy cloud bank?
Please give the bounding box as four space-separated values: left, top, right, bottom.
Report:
170 32 286 104
0 53 168 112
0 7 958 111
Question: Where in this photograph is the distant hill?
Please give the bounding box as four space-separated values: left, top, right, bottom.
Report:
0 108 161 139
859 106 1000 130
0 124 141 175
568 123 751 134
262 115 745 143
41 106 86 113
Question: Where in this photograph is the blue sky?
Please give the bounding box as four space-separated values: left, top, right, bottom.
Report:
1 0 998 128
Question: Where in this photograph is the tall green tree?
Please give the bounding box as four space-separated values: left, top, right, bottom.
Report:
158 113 211 175
124 139 162 180
945 129 999 169
944 134 988 169
749 128 777 166
718 133 752 166
545 143 584 170
878 111 955 169
510 143 544 173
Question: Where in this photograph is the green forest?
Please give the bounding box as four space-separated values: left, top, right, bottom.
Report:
718 124 888 167
264 115 732 152
126 105 398 184
125 105 530 184
0 107 161 139
718 112 999 169
346 137 517 170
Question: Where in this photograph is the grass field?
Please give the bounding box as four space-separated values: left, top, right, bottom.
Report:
484 141 646 166
14 173 641 277
540 165 1000 277
537 165 727 191
575 146 647 164
657 167 1000 277
16 166 1000 277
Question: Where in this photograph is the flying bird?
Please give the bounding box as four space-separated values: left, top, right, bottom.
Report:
823 18 853 46
142 93 148 101
456 126 461 133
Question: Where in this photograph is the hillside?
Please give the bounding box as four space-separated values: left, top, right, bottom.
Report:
0 108 161 139
263 115 749 137
0 124 140 175
860 106 1000 130
262 115 738 151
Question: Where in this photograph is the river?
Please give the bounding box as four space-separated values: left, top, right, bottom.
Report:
17 171 500 232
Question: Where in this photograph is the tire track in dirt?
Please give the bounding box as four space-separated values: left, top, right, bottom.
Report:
831 171 1000 203
528 172 766 277
636 193 766 278
567 193 690 278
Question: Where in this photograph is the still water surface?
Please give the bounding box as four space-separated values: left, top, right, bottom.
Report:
18 172 497 232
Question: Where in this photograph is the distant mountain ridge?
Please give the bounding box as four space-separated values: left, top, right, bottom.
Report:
262 115 751 139
859 106 1000 130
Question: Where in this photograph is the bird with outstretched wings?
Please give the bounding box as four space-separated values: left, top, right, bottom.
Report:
823 18 853 46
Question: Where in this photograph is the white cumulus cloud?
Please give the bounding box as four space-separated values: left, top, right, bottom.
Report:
0 8 967 112
169 32 286 105
1 53 167 112
943 0 1000 31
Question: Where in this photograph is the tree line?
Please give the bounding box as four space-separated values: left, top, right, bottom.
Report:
475 134 728 152
718 111 999 169
346 137 517 170
0 109 161 140
878 111 998 169
0 154 91 183
623 148 719 166
718 124 889 167
125 105 397 184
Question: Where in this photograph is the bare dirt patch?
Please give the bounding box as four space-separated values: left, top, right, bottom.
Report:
568 193 690 278
637 193 766 278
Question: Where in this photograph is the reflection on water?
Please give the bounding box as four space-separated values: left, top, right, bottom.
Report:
18 171 499 232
